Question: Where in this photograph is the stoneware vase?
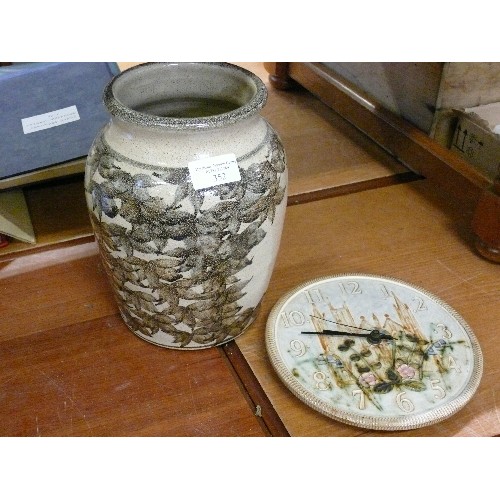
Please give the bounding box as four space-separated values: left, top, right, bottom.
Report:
85 62 288 349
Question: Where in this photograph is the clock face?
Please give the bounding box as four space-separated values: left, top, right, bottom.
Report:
266 274 483 431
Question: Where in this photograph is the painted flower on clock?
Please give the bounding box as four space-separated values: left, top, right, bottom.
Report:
397 364 416 379
359 372 378 387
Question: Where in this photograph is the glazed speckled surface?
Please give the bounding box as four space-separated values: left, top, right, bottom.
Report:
104 62 268 130
85 62 288 349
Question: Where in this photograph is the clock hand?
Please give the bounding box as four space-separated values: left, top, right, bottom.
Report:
302 329 371 337
310 315 374 332
301 329 394 344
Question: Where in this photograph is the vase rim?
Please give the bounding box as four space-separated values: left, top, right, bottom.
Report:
103 62 268 130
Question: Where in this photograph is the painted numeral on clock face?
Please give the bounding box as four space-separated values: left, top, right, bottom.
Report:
280 310 306 328
430 379 446 400
304 288 324 303
413 297 427 313
352 389 366 410
339 281 362 295
396 391 415 413
436 323 453 339
447 356 461 373
313 371 330 391
290 339 306 357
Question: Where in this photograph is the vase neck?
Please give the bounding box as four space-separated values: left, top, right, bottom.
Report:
104 62 267 131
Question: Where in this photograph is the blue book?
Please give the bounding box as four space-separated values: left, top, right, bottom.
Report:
0 62 119 182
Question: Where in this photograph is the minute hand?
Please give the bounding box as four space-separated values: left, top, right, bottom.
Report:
301 329 394 345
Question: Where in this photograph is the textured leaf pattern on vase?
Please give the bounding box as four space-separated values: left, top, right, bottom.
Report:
86 132 286 348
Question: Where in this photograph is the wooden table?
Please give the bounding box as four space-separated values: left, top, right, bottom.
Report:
1 63 498 437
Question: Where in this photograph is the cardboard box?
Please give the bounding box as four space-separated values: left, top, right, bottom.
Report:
0 62 119 184
450 103 500 181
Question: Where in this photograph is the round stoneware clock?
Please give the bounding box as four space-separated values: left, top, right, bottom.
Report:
265 274 483 431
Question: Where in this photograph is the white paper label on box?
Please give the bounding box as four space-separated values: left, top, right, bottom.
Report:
21 105 80 134
188 153 241 190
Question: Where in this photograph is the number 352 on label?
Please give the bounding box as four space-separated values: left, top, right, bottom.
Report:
188 153 241 190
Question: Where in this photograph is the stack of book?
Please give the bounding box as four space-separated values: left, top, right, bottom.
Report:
0 62 119 246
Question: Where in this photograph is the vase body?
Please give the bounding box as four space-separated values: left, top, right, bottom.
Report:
84 62 288 349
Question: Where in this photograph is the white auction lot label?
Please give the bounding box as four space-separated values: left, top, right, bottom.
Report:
188 153 241 190
21 105 80 134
